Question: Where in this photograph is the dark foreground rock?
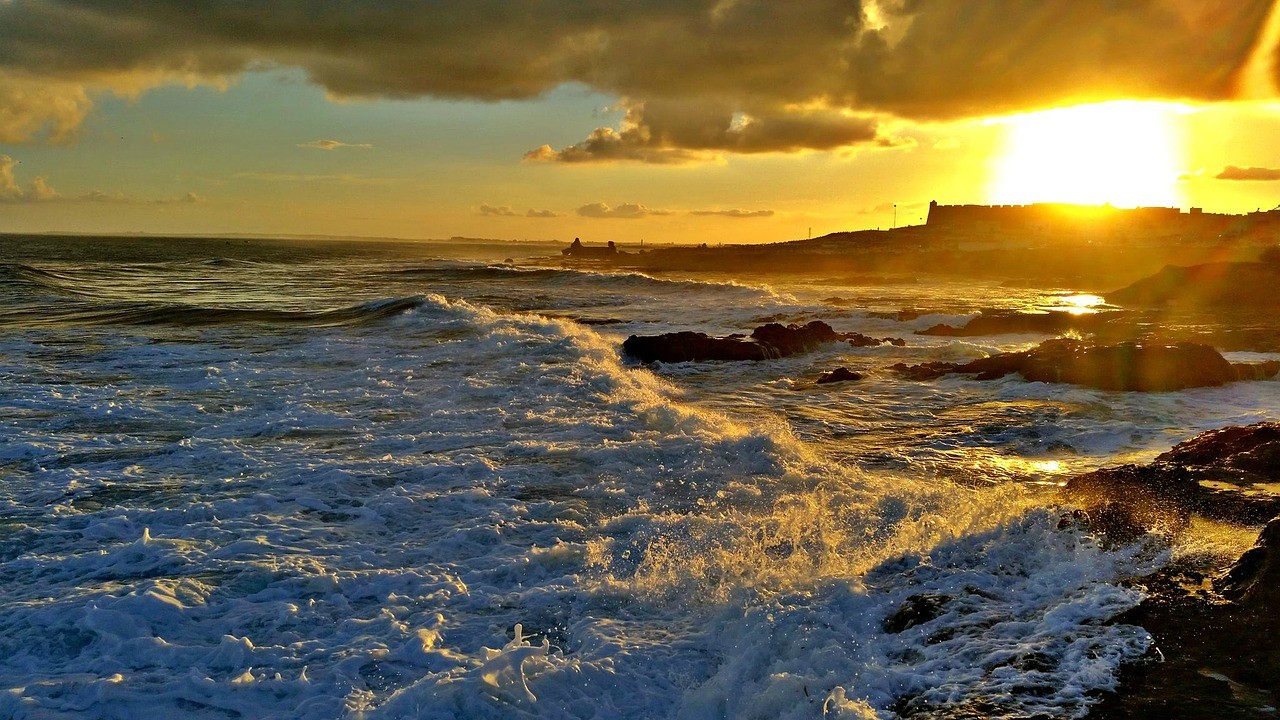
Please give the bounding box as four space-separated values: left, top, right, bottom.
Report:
892 338 1280 391
1064 422 1280 541
1108 261 1280 308
1086 514 1280 719
623 321 904 363
815 367 862 385
1066 422 1280 718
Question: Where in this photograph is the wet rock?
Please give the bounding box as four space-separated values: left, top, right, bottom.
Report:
1156 422 1280 479
749 321 843 356
892 338 1279 391
621 330 770 363
917 309 1122 337
883 593 952 633
1088 515 1280 719
623 320 900 363
849 332 906 348
815 367 862 385
1064 464 1202 542
1063 423 1280 541
1074 425 1280 717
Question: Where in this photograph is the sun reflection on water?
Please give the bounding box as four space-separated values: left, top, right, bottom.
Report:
1054 293 1106 315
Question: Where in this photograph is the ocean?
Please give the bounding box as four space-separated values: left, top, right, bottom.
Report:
0 234 1276 719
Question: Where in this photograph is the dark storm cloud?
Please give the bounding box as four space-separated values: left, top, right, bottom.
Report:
1216 165 1280 181
0 1 1275 156
526 99 889 163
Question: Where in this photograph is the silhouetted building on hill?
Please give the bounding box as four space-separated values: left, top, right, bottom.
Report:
923 200 1275 245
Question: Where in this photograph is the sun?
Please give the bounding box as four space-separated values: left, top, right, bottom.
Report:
988 101 1185 208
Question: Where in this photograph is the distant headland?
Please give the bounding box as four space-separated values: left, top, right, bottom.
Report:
561 200 1280 287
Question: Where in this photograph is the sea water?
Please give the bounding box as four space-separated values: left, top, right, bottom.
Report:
0 235 1276 719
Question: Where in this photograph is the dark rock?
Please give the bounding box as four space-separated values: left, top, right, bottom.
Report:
1064 464 1200 542
1108 261 1280 308
1088 515 1280 719
848 332 905 348
815 367 862 385
917 309 1122 337
621 330 771 363
623 320 886 363
1216 516 1280 604
848 333 881 347
1075 424 1280 718
1158 421 1280 479
750 320 842 356
883 593 952 633
892 338 1279 391
1063 423 1280 541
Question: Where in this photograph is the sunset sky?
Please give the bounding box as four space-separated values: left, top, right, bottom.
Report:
5 1 1280 244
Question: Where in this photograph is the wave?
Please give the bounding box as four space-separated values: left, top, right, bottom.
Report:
385 262 797 300
0 263 102 297
0 295 426 328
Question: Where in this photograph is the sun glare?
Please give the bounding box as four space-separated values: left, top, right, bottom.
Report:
989 101 1184 208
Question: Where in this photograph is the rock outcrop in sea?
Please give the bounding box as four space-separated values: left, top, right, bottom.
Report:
891 338 1280 391
917 309 1122 337
623 321 904 363
815 367 863 385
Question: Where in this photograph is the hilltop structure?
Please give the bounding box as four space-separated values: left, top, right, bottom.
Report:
561 238 619 259
925 200 1280 245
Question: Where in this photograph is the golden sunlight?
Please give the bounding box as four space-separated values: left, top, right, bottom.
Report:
989 101 1185 208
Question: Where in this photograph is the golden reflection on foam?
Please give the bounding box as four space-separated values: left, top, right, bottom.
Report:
956 454 1074 485
1172 517 1267 570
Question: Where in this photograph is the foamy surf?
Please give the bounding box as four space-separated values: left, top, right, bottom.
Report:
1 241 1276 718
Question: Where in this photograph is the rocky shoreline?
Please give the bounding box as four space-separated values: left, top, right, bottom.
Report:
623 317 1280 716
1067 423 1280 717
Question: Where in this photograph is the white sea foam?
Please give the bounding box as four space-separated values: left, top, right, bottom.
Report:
0 290 1166 719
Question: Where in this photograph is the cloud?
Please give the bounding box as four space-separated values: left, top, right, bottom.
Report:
480 204 562 217
0 0 1275 156
77 189 204 204
0 154 57 202
233 172 391 185
1215 165 1280 181
1 154 202 204
690 208 774 218
856 200 927 215
299 139 373 150
577 202 672 219
0 75 93 144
